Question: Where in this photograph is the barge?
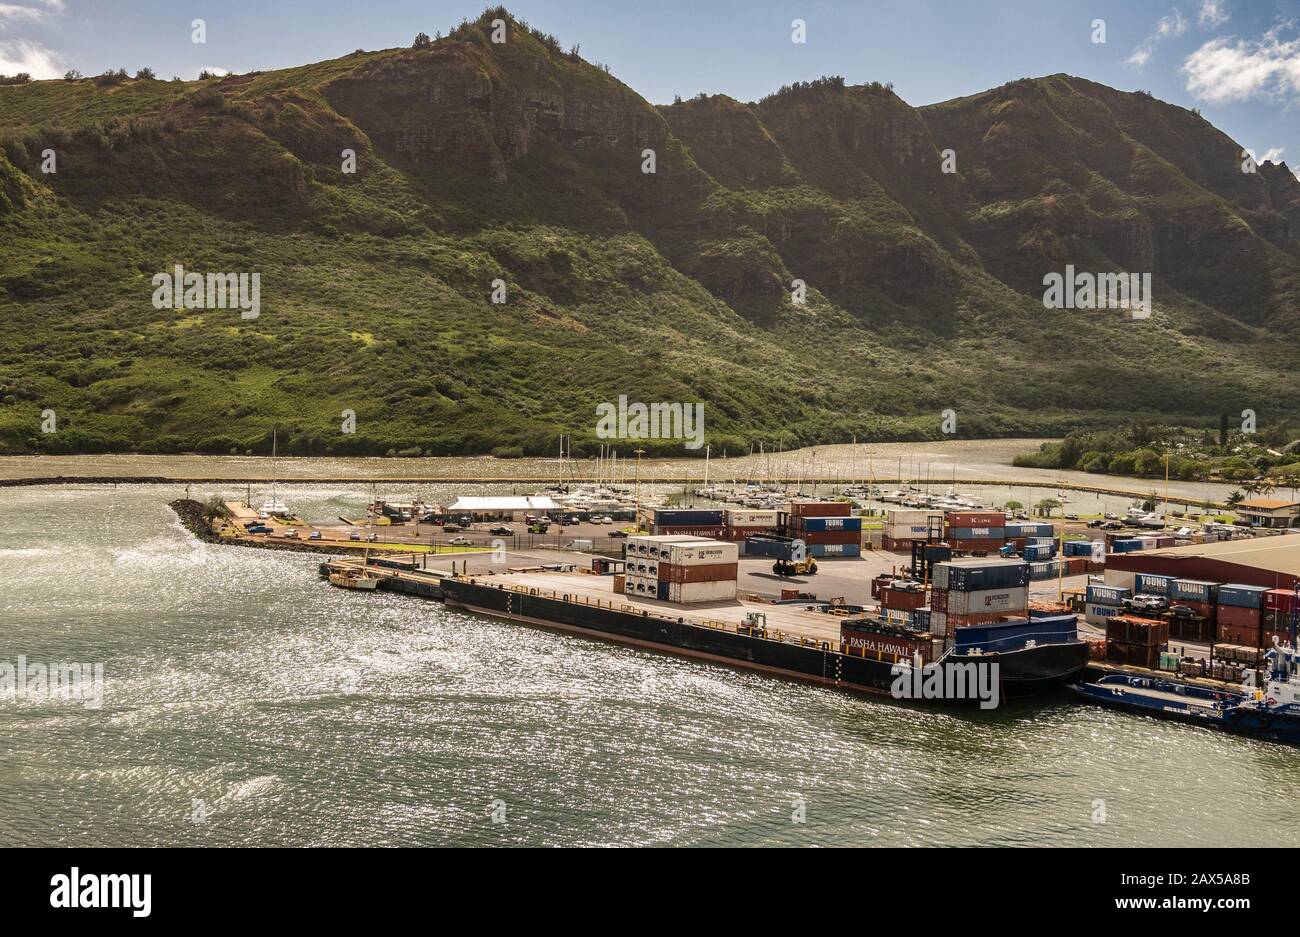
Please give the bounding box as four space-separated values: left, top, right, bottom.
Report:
321 560 1087 705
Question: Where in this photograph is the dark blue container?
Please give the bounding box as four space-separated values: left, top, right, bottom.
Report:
1218 584 1267 609
953 614 1077 651
798 516 862 532
657 581 669 600
948 526 1007 539
654 509 724 526
1135 572 1172 595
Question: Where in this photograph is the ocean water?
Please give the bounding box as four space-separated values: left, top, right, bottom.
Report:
1 484 1295 847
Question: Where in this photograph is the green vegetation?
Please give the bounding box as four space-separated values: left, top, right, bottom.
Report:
1014 419 1300 484
2 10 1300 456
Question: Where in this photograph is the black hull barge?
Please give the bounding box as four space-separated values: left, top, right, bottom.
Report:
327 562 1087 705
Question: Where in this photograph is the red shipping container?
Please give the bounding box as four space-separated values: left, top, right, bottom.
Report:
840 622 931 661
1216 605 1261 630
1265 589 1300 613
880 587 927 611
1218 623 1263 648
665 562 738 584
788 502 851 518
946 511 1005 528
726 525 774 542
951 538 1006 554
1176 599 1215 618
654 525 725 538
802 530 861 546
946 611 1016 633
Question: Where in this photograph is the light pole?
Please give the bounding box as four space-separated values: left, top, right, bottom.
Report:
634 448 646 532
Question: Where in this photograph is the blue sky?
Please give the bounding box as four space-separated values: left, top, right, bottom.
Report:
3 0 1299 172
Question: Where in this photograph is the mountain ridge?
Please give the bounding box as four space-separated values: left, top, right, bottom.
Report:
0 7 1297 456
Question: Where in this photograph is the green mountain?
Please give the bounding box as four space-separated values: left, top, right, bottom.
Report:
2 7 1298 457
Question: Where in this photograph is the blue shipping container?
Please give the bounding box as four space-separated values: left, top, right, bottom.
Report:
948 527 1007 539
953 614 1077 652
798 516 862 532
657 581 669 600
1063 540 1095 557
1218 584 1267 609
912 608 932 629
1023 544 1054 561
1135 573 1173 595
1087 584 1131 606
1111 539 1143 553
808 543 861 558
1171 579 1216 603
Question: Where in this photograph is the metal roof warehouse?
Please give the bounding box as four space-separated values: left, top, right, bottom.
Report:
441 496 561 520
1105 536 1300 590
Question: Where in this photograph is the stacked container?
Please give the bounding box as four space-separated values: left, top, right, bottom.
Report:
1264 589 1300 645
929 558 1029 635
791 514 862 557
1106 615 1168 669
651 509 725 538
943 511 1007 554
883 508 944 549
1085 582 1130 627
1216 584 1267 647
657 538 739 604
1134 572 1173 596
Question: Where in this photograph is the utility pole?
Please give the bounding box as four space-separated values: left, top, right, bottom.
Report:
634 448 646 532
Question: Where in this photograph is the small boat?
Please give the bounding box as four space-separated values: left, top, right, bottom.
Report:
1073 639 1300 746
328 568 380 591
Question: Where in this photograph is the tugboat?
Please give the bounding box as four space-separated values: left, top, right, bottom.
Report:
1072 638 1300 746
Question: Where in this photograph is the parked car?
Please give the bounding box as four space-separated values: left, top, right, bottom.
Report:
1087 519 1105 528
349 531 362 541
1102 521 1123 530
1104 513 1119 520
1126 594 1167 612
309 531 322 540
444 524 463 533
489 526 514 536
282 528 299 538
247 525 272 535
448 536 472 546
596 516 614 525
365 533 378 542
608 530 629 538
1065 513 1079 521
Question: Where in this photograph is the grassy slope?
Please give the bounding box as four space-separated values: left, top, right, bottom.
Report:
0 13 1298 457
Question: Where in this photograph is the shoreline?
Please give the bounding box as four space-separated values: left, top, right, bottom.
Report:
6 474 1228 509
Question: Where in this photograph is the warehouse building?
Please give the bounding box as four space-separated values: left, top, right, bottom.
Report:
1234 498 1300 528
440 496 560 521
1105 536 1300 591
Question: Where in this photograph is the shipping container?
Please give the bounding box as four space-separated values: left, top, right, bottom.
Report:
653 525 726 539
881 586 928 611
947 526 1008 539
667 579 737 604
1135 572 1173 596
808 543 861 558
725 509 779 528
1087 584 1131 606
653 509 724 526
664 562 738 584
1171 579 1217 604
1106 615 1168 646
840 619 932 661
1264 588 1300 613
795 515 862 532
1215 604 1261 630
1217 620 1263 648
657 581 670 601
911 608 932 631
1110 539 1144 554
1085 602 1123 627
802 529 861 546
944 586 1029 616
933 558 1030 592
946 511 1006 528
665 541 739 566
952 614 1077 652
1022 543 1054 561
1217 584 1268 609
786 501 851 518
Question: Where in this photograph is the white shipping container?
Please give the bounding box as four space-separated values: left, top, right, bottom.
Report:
627 534 703 557
726 509 779 527
886 509 944 525
1103 569 1137 590
929 611 947 635
668 580 738 604
944 586 1029 616
666 541 739 566
884 523 934 540
1085 602 1122 627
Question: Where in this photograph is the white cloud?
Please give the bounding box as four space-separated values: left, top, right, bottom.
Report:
1260 147 1284 163
1199 0 1230 28
198 66 229 78
0 3 47 26
1182 28 1300 103
1127 8 1190 70
0 37 60 77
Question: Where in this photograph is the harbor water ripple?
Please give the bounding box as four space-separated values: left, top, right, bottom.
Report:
2 485 1297 847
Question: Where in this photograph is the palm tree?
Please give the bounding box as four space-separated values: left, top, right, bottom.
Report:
1225 489 1245 506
